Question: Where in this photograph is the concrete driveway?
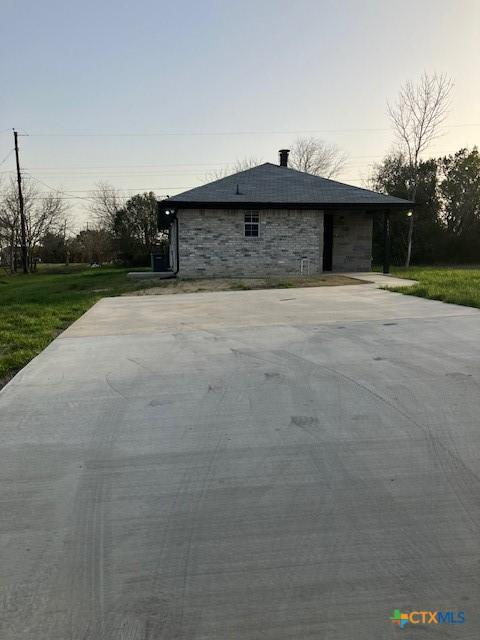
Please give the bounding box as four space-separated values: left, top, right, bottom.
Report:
1 282 480 639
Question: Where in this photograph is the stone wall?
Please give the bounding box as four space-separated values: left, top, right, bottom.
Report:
332 212 373 272
177 208 324 278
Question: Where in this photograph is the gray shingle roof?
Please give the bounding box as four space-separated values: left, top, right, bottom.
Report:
159 163 412 209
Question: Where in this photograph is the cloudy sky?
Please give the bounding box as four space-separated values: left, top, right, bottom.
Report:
1 0 479 229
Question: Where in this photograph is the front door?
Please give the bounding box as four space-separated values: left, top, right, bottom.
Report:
323 213 333 271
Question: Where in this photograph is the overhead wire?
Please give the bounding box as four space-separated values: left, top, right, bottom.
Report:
0 149 14 166
21 122 480 137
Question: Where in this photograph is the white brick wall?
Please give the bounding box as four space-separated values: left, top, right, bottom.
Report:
175 208 372 277
178 209 324 277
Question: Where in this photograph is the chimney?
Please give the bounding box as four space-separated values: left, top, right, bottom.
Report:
279 149 290 167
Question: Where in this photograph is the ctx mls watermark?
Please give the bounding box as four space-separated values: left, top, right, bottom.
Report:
390 609 465 629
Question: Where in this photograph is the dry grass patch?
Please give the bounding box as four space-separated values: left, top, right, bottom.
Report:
127 274 367 296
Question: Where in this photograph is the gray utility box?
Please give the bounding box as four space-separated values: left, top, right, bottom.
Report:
151 252 169 272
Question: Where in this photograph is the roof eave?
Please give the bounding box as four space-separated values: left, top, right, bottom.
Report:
158 200 414 211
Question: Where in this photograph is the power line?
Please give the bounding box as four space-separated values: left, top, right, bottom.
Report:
6 159 382 175
21 161 236 169
0 188 175 200
24 127 393 137
23 172 65 193
18 172 225 178
39 187 187 193
14 176 198 193
19 122 480 138
0 181 185 196
0 149 14 166
15 144 472 173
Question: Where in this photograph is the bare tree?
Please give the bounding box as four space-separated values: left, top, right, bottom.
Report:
387 72 452 265
232 157 262 173
204 156 262 182
0 178 67 271
88 181 124 232
27 193 67 267
289 137 347 179
0 181 18 273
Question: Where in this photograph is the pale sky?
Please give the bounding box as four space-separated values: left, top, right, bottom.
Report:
1 0 479 230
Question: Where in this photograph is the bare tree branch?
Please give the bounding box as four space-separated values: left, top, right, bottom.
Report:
0 177 68 270
0 179 18 272
204 157 262 182
387 72 452 266
87 181 124 231
387 72 453 168
289 137 347 179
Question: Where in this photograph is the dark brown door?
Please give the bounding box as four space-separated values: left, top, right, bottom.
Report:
323 213 333 271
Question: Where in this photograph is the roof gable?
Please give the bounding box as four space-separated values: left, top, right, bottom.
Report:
159 162 412 209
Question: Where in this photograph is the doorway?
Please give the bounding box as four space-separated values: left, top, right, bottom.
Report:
323 213 333 271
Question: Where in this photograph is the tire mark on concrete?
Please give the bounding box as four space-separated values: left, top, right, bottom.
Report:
177 433 225 632
284 347 480 530
262 345 458 627
143 366 235 639
42 402 124 640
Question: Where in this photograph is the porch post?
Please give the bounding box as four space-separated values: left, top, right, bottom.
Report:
383 209 391 274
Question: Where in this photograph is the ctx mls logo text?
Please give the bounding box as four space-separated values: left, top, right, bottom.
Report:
390 609 465 628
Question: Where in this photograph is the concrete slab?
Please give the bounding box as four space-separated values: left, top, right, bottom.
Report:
342 271 418 287
127 271 175 280
63 284 476 338
1 286 480 639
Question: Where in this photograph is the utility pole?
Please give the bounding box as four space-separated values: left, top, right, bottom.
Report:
13 129 28 273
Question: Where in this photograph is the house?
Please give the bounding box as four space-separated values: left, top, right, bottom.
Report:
157 150 412 278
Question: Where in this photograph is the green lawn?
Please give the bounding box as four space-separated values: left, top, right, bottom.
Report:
388 266 480 309
0 264 150 385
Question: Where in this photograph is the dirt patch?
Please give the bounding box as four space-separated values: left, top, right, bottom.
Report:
0 371 16 392
125 274 368 296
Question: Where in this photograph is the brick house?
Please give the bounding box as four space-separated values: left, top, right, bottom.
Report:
157 150 412 278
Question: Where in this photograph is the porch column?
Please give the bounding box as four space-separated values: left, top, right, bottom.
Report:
383 209 391 274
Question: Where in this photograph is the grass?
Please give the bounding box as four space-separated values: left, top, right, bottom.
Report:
0 264 151 385
387 266 480 309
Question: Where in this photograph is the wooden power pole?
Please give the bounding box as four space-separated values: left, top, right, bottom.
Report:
13 129 28 273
